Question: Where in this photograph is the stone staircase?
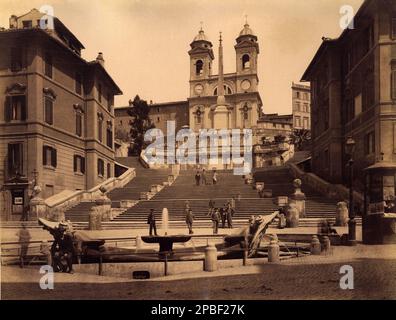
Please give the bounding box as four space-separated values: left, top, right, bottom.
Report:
64 157 171 222
1 157 362 230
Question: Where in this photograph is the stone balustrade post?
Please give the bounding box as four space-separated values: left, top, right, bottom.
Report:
289 178 306 218
204 243 218 272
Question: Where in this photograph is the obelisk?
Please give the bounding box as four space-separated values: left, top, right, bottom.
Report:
213 32 229 129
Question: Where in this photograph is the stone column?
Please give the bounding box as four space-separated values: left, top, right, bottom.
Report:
289 179 306 218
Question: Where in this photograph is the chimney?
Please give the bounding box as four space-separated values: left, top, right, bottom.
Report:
9 15 17 29
96 52 105 67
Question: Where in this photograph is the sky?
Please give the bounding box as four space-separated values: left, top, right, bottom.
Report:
0 0 364 114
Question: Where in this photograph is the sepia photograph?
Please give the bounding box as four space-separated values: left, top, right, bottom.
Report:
0 0 395 309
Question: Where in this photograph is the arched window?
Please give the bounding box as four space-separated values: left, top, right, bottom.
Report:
213 85 232 96
242 54 250 69
196 60 203 75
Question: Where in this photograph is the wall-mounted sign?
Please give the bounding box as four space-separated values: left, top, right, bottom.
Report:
14 197 23 205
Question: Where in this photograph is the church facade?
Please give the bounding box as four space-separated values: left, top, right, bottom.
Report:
115 22 263 135
187 23 262 132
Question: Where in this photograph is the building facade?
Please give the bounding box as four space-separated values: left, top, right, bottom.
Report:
0 9 122 220
301 0 396 189
292 82 311 130
115 100 189 138
114 23 263 143
188 24 262 132
255 113 293 144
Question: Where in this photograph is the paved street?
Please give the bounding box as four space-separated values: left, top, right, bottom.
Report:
2 245 395 300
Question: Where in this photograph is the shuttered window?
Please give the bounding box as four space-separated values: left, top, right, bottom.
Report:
42 146 57 168
5 95 26 121
107 163 111 178
7 143 23 177
392 18 396 40
44 97 53 124
76 112 82 136
73 155 85 174
106 128 113 148
97 158 104 176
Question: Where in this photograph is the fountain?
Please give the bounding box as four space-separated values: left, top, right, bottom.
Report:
141 207 191 255
39 209 314 265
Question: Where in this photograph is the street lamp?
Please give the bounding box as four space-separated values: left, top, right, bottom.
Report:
345 136 357 246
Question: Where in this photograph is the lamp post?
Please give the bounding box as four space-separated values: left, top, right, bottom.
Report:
345 137 357 246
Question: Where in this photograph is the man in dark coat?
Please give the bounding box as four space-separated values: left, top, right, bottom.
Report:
147 209 157 236
195 171 201 186
220 206 226 228
208 199 215 216
185 209 195 234
211 208 220 234
226 202 234 228
201 169 207 185
51 223 75 273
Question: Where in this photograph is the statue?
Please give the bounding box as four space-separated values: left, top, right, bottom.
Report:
335 201 349 226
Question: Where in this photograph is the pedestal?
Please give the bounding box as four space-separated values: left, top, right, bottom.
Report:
213 105 229 130
286 204 299 228
30 196 47 219
204 243 218 272
335 201 349 226
290 179 306 218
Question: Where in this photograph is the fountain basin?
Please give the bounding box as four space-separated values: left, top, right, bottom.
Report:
141 235 192 253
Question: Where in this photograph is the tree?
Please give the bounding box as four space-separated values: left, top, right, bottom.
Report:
127 95 155 155
290 129 311 151
274 134 287 144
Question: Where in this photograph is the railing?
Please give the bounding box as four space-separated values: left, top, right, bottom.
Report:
42 167 136 214
288 162 364 205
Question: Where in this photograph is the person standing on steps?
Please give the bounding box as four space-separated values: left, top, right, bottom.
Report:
201 169 207 185
220 205 226 228
208 199 215 216
147 209 157 236
195 171 201 186
211 208 220 234
230 196 236 211
185 209 195 234
226 202 234 229
212 169 218 185
184 200 190 215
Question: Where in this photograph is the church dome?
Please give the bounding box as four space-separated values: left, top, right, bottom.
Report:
239 23 255 37
193 29 209 42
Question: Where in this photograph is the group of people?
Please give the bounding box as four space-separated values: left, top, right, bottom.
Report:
147 197 237 236
208 199 236 234
195 168 218 186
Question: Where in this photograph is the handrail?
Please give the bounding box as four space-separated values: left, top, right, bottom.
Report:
45 167 136 209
